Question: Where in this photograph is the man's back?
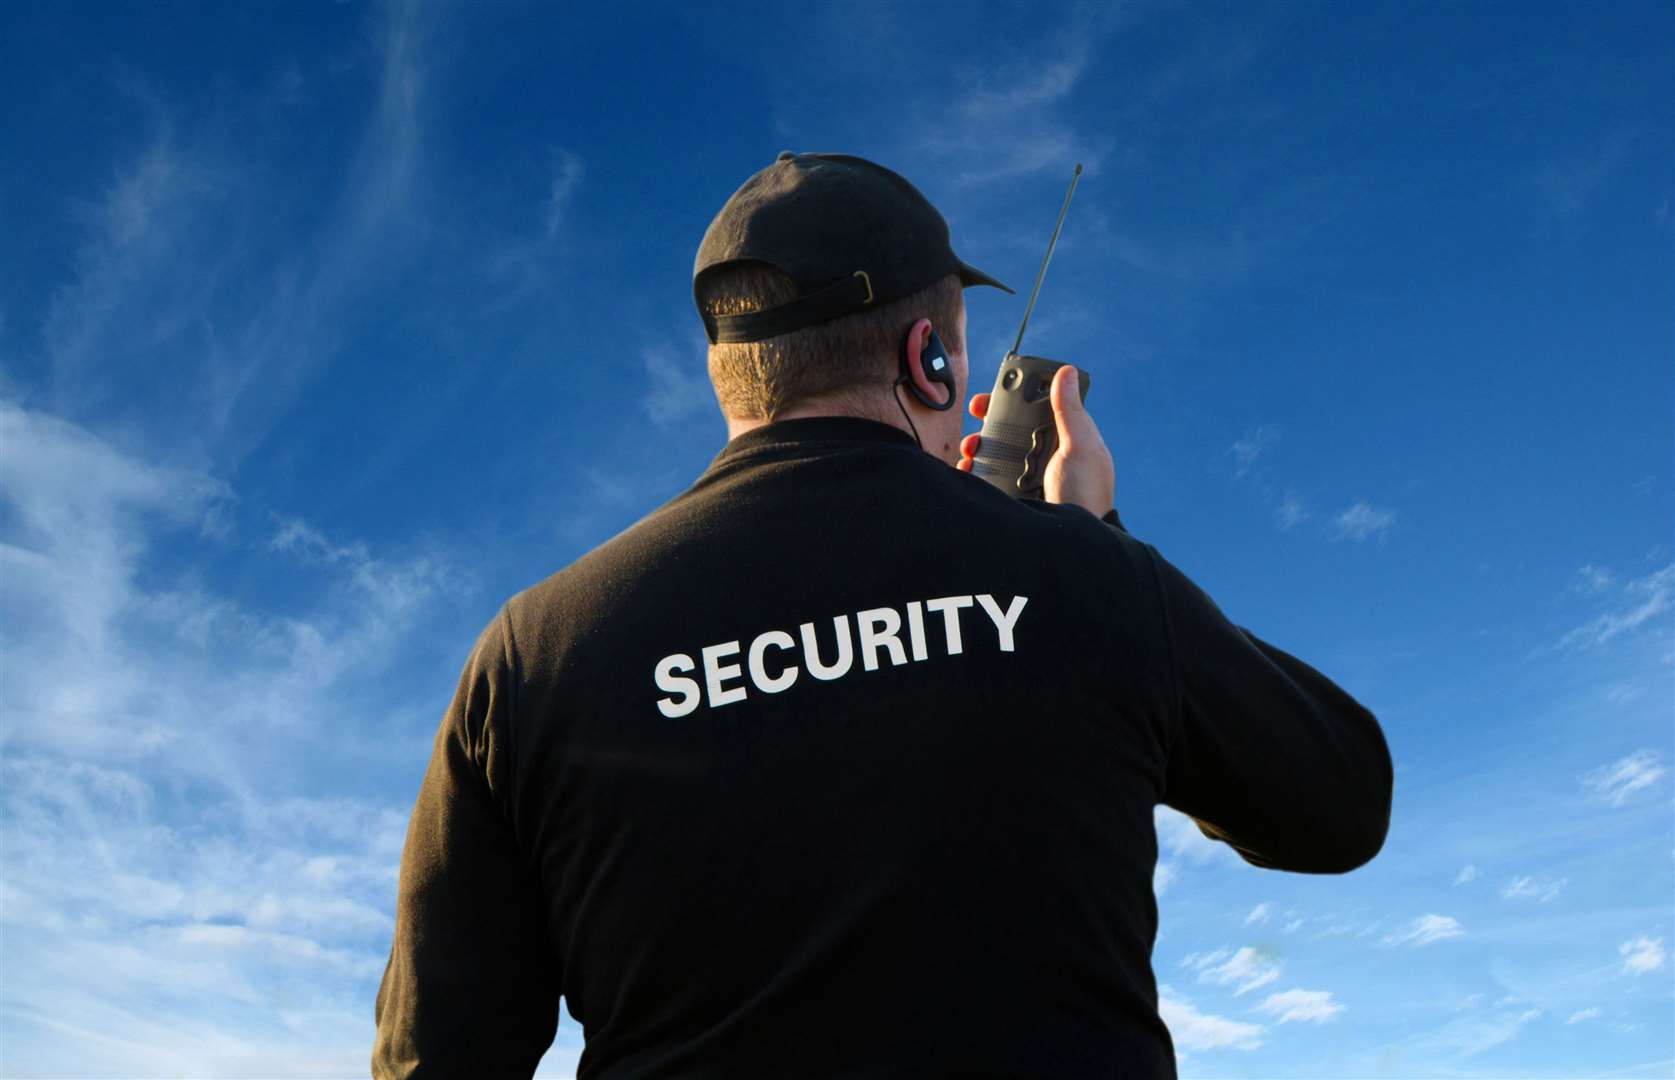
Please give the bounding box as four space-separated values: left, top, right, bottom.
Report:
372 416 1392 1078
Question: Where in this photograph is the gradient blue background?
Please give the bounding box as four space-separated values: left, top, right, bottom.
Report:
2 2 1670 1076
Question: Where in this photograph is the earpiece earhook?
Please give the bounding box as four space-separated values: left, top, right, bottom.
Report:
898 325 956 412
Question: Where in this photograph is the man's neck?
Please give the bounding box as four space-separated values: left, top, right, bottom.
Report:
724 398 909 442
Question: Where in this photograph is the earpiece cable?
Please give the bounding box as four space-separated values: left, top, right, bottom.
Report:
893 378 924 450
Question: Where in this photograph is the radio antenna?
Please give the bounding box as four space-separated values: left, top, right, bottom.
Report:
1010 163 1082 356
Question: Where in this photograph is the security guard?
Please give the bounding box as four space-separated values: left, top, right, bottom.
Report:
372 153 1394 1078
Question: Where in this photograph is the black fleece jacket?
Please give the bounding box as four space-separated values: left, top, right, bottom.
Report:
373 416 1393 1079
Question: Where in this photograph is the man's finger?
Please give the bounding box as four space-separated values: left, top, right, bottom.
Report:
960 432 981 459
967 392 990 419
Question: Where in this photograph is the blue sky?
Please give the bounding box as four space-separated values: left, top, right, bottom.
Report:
1 1 1670 1076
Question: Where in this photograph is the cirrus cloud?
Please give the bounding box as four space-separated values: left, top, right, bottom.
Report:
1330 499 1396 542
1383 913 1465 948
1189 946 1282 996
1619 935 1666 975
1502 874 1569 903
1256 988 1344 1024
1583 749 1668 806
1157 985 1265 1052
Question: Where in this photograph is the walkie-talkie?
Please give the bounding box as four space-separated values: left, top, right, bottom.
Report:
970 164 1089 500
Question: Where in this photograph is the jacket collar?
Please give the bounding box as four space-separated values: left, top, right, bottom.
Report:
707 416 917 469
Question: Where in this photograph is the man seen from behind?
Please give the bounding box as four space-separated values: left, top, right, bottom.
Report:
372 151 1395 1079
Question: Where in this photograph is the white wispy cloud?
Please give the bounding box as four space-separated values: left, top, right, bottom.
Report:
1383 914 1465 948
1421 1007 1544 1059
960 55 1087 118
1566 1006 1602 1024
1502 874 1569 902
892 5 1141 190
358 0 431 230
1192 946 1281 996
1255 988 1344 1024
1155 806 1233 865
1 402 229 757
1282 917 1305 934
0 404 469 740
1453 864 1478 885
544 150 584 240
0 398 476 1071
2 753 409 1075
1534 127 1639 219
1244 902 1272 926
1151 806 1233 898
1156 985 1265 1052
1573 564 1617 595
35 0 445 473
1179 949 1223 970
944 42 1096 187
1230 425 1279 478
642 344 715 428
1312 908 1384 942
1619 935 1666 975
1583 749 1668 806
485 147 585 310
1558 565 1675 650
1330 500 1396 542
1276 492 1310 531
42 125 234 420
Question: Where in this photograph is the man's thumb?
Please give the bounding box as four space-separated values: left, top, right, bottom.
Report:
1050 364 1087 444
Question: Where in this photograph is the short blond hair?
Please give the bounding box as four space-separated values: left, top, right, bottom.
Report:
698 265 965 421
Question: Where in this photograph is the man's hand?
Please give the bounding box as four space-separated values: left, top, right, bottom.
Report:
957 364 1116 519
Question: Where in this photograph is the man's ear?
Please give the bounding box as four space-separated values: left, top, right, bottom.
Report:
900 317 953 409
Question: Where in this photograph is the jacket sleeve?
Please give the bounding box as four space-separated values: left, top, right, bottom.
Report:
1148 548 1393 873
373 609 561 1078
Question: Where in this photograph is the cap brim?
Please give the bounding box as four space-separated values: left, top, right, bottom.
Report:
956 259 1015 295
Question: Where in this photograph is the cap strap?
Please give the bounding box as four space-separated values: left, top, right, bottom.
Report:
708 271 874 344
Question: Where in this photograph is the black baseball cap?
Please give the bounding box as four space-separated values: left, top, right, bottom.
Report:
694 152 1013 344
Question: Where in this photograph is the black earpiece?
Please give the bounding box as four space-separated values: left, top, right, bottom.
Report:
898 327 955 412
